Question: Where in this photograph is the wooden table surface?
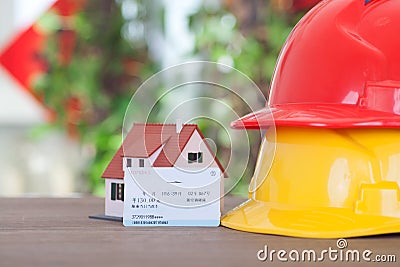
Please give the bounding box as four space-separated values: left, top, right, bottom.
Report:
0 196 399 267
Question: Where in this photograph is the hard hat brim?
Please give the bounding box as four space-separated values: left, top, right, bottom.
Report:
221 199 400 238
232 104 400 129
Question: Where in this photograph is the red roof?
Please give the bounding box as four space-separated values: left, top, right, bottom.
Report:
102 146 124 179
101 123 226 179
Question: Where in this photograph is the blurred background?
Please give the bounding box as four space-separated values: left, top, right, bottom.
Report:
0 0 321 197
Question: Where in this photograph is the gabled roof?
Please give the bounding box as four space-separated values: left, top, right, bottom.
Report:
101 123 226 179
101 146 124 179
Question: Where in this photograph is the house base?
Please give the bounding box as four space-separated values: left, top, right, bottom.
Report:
89 214 123 222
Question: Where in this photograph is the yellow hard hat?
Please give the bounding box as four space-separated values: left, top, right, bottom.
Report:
221 127 400 238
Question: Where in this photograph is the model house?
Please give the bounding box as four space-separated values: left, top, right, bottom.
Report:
101 122 225 218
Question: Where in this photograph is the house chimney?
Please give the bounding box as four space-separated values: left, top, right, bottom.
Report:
176 119 183 134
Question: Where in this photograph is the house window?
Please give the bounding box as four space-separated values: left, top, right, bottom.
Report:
188 152 203 163
139 159 145 167
111 183 124 201
117 184 124 201
126 158 132 167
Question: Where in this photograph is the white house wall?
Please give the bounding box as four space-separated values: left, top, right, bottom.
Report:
105 178 124 217
175 129 219 170
175 129 224 212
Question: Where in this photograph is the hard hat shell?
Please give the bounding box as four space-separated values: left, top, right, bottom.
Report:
221 127 400 238
232 0 400 129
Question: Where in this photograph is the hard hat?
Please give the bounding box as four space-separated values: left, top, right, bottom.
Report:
221 127 400 238
232 0 400 129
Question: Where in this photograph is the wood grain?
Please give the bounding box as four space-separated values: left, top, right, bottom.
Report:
0 196 398 267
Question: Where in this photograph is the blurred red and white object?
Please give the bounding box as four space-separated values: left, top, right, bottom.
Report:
0 0 86 122
0 0 56 124
0 0 85 197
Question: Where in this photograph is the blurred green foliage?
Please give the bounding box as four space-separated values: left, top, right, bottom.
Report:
34 0 313 196
190 0 304 97
189 0 308 195
34 0 156 195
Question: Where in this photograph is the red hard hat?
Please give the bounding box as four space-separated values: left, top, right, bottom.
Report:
233 0 400 129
